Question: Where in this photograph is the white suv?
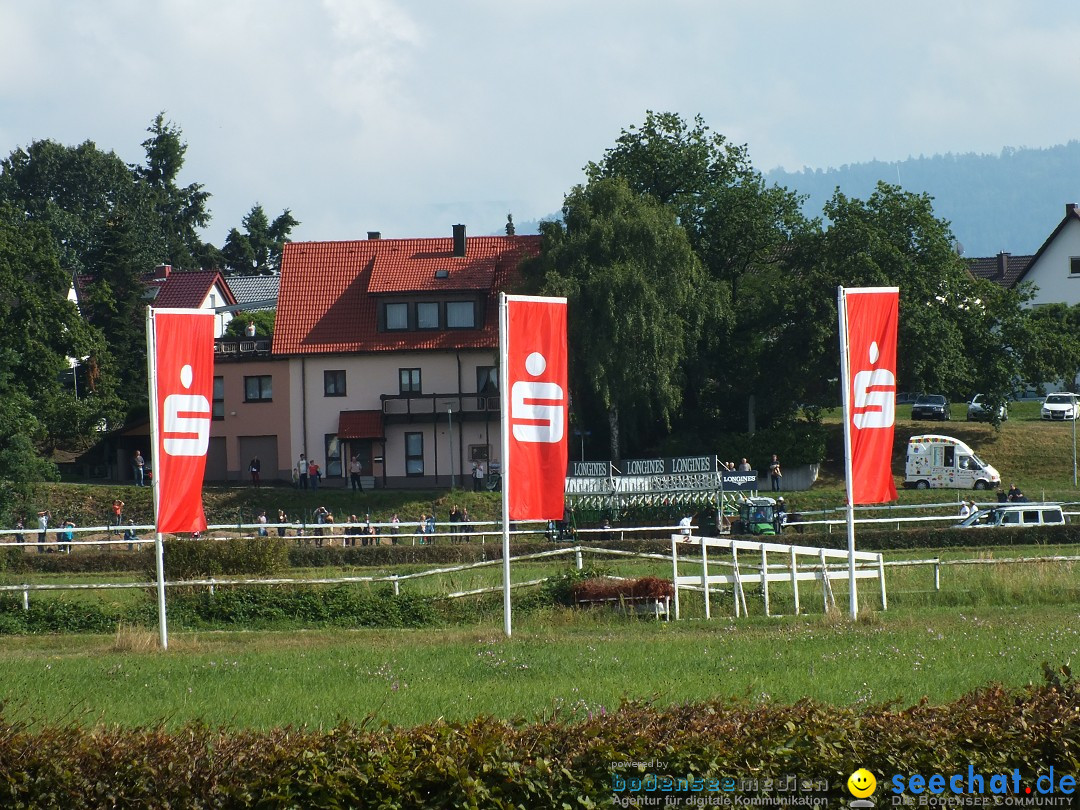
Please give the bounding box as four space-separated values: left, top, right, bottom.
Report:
959 504 1065 528
1041 393 1079 421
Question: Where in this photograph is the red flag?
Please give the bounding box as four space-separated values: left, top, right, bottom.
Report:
843 288 899 504
150 309 215 533
504 296 568 520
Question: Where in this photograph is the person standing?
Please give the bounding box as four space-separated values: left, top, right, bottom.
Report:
133 450 146 487
277 509 289 538
61 519 75 554
472 461 485 492
309 461 320 491
737 458 751 472
959 499 973 519
389 513 400 544
249 456 261 488
37 510 50 553
297 454 309 490
123 520 138 552
769 454 782 492
257 510 268 537
459 507 471 543
349 455 363 492
111 499 125 535
449 505 461 540
14 517 25 546
245 320 256 337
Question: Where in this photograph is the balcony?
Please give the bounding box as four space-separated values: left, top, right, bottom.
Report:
381 392 500 423
214 338 272 359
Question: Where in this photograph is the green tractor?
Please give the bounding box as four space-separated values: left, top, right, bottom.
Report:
736 496 780 536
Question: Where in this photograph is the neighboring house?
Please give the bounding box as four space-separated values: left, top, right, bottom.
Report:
144 265 237 337
968 203 1080 308
967 203 1080 392
228 224 540 489
224 274 280 313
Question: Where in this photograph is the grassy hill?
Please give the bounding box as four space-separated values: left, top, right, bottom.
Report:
12 399 1078 529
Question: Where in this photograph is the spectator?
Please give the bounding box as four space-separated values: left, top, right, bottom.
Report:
124 520 138 552
346 514 359 547
459 507 471 543
249 456 261 488
309 461 320 491
37 510 50 553
313 505 329 547
61 519 75 554
297 454 309 489
389 513 400 544
245 320 256 337
959 499 974 519
679 515 693 537
775 497 787 533
111 499 125 535
472 462 485 492
277 509 289 538
425 512 436 541
769 454 782 491
133 450 146 487
14 517 25 545
737 458 751 472
449 505 461 539
349 455 363 492
996 488 1008 503
257 510 268 537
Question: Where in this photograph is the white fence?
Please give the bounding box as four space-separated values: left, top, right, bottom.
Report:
669 533 886 620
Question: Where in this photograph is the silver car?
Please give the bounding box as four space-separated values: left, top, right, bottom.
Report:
966 394 1007 421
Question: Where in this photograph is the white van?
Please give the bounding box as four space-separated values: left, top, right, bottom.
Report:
958 503 1065 528
904 434 1001 490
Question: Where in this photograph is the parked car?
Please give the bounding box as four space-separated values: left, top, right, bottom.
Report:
1041 392 1079 421
911 394 951 420
966 394 1008 422
958 503 1064 528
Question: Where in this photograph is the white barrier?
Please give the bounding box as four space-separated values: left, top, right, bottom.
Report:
670 534 886 620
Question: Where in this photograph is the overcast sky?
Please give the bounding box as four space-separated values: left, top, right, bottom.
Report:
2 1 1078 247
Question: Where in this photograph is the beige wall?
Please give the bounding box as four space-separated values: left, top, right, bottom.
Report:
211 357 292 480
1027 217 1080 308
288 350 503 486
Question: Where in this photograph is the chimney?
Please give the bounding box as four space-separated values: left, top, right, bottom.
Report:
367 231 381 240
1068 204 1079 218
452 224 466 257
997 252 1009 281
154 264 171 280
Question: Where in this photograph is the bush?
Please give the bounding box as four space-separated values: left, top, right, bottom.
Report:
158 537 290 580
0 672 1074 807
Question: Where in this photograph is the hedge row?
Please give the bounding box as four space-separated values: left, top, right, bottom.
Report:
2 524 1076 580
0 670 1075 808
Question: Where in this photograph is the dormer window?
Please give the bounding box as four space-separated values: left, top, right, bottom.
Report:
417 302 439 329
446 301 475 328
434 269 450 279
385 303 408 330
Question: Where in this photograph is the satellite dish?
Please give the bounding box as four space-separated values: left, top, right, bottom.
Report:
953 240 965 256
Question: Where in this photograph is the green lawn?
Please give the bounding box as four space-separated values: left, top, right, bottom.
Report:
0 602 1075 730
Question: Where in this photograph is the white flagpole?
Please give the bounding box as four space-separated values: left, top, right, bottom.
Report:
837 287 859 620
145 307 169 649
498 293 513 638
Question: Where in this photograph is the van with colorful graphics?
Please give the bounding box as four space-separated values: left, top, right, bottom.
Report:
904 434 1001 490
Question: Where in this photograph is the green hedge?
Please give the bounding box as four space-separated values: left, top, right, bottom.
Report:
0 670 1074 807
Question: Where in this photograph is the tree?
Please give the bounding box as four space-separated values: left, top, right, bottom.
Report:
222 204 299 275
522 177 719 460
223 309 276 339
135 113 213 269
0 203 120 472
587 112 813 435
795 182 1046 418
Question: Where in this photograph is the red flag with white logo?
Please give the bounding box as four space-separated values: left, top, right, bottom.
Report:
841 288 899 504
503 296 568 520
149 309 215 533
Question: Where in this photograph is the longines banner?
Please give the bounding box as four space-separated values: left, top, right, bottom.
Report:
568 456 759 490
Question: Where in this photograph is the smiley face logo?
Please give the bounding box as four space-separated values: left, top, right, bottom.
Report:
847 768 877 798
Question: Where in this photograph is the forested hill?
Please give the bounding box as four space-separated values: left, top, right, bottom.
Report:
766 141 1080 257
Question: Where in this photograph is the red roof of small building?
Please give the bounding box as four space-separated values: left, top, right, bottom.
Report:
337 410 384 440
273 235 541 355
149 269 237 309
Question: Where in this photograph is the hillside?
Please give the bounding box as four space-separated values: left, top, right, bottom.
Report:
767 141 1080 257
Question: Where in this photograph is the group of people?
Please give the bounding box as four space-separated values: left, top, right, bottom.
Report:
293 454 323 490
10 510 79 553
718 454 783 490
999 483 1029 503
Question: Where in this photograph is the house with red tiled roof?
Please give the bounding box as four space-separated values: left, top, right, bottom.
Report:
210 225 540 486
144 265 237 337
